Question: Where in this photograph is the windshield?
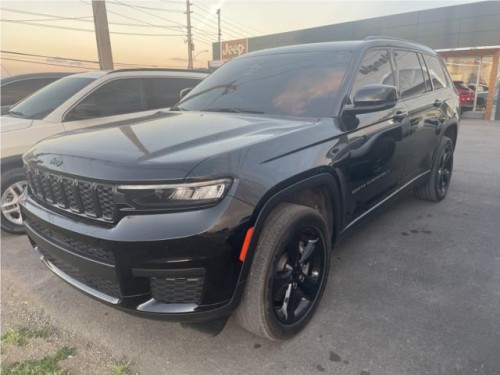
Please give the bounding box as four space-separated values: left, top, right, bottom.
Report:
176 50 352 118
7 76 96 119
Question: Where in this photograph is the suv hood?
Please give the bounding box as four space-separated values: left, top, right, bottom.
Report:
1 116 33 133
23 112 319 181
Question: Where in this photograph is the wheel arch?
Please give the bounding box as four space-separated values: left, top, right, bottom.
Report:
1 155 24 174
442 121 458 149
236 172 343 288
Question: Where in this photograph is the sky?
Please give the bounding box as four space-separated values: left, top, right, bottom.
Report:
0 0 484 76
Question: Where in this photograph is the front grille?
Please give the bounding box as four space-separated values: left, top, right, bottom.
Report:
40 248 121 298
26 217 115 264
151 277 205 304
26 167 116 223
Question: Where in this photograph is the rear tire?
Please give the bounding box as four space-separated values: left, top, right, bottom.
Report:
234 203 331 340
1 168 27 234
414 136 454 202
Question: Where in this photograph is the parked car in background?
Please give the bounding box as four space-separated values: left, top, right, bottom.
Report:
20 38 459 340
1 72 71 115
466 83 488 109
1 68 208 233
453 80 475 113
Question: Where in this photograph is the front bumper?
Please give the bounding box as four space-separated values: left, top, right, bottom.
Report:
21 194 253 323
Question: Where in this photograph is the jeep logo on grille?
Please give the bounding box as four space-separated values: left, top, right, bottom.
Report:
50 157 63 167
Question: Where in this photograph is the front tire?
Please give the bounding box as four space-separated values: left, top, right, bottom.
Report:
235 203 331 340
414 136 454 202
1 168 27 234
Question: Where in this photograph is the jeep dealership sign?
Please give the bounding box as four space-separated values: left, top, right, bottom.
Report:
221 39 248 60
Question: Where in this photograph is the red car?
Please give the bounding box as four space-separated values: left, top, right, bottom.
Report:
453 81 475 113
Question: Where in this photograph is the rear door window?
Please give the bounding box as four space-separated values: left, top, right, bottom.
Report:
394 50 426 99
68 78 147 120
423 54 449 90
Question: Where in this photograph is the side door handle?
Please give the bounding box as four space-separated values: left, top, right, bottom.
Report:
433 99 444 107
394 110 408 122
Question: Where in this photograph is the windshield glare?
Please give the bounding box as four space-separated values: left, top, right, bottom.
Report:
177 50 352 118
7 76 96 120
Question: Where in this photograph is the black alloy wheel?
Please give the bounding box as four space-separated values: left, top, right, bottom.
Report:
235 203 331 340
414 136 454 202
436 142 453 197
271 226 326 325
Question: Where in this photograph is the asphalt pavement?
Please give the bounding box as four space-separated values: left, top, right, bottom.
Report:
2 119 499 375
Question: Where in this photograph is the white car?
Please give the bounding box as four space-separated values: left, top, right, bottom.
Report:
1 68 208 233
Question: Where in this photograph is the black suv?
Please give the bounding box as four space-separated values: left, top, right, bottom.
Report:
20 38 459 340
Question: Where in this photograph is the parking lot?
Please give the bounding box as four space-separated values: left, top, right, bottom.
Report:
1 118 499 375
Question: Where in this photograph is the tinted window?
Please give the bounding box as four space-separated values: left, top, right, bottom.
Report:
423 55 448 90
7 76 95 119
353 49 395 98
394 50 426 99
177 50 352 118
69 78 147 119
1 78 60 106
146 78 202 109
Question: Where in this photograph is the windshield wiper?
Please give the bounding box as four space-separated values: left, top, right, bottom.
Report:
6 110 24 118
169 106 187 112
202 108 265 114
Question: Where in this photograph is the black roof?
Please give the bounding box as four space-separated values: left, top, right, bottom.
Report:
240 38 436 58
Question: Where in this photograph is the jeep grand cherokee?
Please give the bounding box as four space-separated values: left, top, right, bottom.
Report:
20 38 459 340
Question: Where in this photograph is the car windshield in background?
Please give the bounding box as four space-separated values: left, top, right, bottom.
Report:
6 77 96 120
176 50 352 118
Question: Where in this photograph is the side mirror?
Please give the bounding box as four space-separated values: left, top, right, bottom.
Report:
66 102 100 121
345 84 398 114
179 88 193 100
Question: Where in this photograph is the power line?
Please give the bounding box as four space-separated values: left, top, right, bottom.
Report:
79 0 179 31
107 1 184 14
191 14 246 40
0 8 91 19
1 50 162 68
109 0 185 28
4 17 94 22
1 57 96 70
0 7 184 29
194 3 265 36
1 19 185 36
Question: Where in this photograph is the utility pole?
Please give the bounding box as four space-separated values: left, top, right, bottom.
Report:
217 8 221 45
92 0 114 70
186 0 193 70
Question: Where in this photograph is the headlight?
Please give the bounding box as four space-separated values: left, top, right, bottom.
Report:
117 178 232 209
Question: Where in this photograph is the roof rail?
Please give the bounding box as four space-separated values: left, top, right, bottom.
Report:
364 36 414 42
107 67 209 75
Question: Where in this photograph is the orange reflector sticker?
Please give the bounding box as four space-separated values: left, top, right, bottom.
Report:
239 227 254 262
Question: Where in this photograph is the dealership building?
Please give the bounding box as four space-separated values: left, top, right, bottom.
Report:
211 1 500 120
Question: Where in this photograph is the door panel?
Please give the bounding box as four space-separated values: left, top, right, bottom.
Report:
341 106 410 222
340 49 411 223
